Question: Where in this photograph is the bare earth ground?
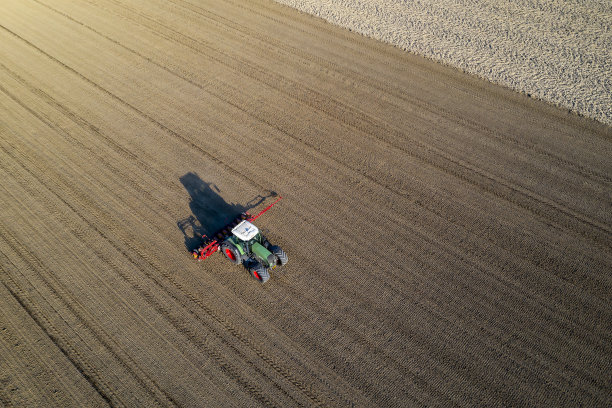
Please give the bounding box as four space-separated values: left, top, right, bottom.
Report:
0 0 610 407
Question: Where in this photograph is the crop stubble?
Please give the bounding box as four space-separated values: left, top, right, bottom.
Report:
0 0 610 406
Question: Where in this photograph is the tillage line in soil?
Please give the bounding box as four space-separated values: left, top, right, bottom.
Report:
0 59 172 191
7 0 608 396
0 216 178 407
2 1 608 404
14 43 588 386
0 274 112 408
32 0 612 253
0 23 271 197
4 0 608 326
8 46 599 343
54 0 611 247
0 152 278 407
0 65 329 406
168 0 610 185
281 210 602 400
11 35 596 360
0 133 323 407
0 243 117 407
287 190 611 386
231 0 612 135
0 65 181 222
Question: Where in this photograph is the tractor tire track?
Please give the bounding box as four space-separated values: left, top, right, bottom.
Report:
277 205 609 399
0 186 179 407
1 1 610 406
0 22 272 197
0 120 323 407
0 268 113 408
0 233 124 407
61 0 612 247
0 78 332 406
167 0 612 185
2 19 608 382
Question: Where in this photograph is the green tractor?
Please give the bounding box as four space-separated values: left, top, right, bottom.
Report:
191 196 288 283
219 220 288 283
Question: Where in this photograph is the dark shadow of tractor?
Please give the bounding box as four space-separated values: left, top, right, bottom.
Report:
177 172 287 283
176 171 272 251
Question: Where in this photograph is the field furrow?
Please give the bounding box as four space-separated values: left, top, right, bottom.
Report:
0 0 610 406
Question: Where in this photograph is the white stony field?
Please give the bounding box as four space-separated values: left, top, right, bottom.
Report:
273 0 612 125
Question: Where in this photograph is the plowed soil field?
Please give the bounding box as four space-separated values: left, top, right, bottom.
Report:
1 0 610 407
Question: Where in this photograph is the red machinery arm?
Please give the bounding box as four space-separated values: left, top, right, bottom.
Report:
248 196 282 222
193 196 283 261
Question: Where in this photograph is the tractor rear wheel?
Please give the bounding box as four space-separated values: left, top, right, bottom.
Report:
248 261 270 283
220 242 242 265
270 245 288 266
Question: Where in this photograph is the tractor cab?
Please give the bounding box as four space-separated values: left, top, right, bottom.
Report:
191 195 288 283
231 220 259 242
231 220 265 253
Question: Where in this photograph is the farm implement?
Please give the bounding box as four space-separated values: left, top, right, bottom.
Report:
192 196 287 283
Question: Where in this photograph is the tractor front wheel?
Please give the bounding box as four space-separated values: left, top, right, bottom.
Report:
220 242 242 265
270 245 288 266
248 261 270 283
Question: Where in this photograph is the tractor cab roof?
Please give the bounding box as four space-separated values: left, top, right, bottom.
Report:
232 220 259 241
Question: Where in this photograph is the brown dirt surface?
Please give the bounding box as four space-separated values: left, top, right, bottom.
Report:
0 0 610 407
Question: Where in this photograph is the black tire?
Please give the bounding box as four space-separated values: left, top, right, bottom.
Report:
220 242 243 265
248 261 270 283
269 245 288 266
